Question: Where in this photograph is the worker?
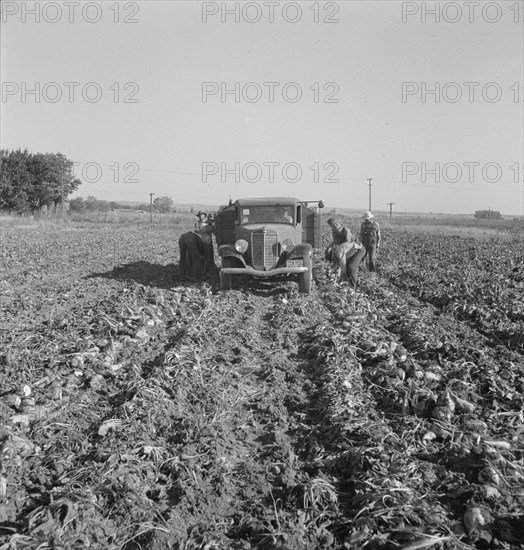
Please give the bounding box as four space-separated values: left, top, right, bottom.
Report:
193 211 216 274
327 217 353 245
326 241 366 288
359 211 381 272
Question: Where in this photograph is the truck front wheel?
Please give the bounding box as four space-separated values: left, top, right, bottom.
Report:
298 255 312 294
220 258 233 291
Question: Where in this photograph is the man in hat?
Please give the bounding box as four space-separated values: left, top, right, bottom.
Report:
193 211 216 275
327 217 353 246
359 211 381 272
194 211 208 232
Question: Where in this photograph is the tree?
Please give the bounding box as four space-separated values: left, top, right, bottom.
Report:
69 197 86 212
475 209 502 219
0 149 81 214
71 196 118 212
153 195 174 213
28 153 61 213
84 196 98 211
49 153 81 212
0 149 33 214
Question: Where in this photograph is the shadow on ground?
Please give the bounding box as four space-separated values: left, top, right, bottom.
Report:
88 261 306 296
88 260 183 289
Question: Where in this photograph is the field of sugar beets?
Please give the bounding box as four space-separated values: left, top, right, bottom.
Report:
1 216 523 550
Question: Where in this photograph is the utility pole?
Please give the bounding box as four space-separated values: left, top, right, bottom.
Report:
367 178 373 211
149 193 155 223
386 202 395 220
60 163 64 219
67 163 73 218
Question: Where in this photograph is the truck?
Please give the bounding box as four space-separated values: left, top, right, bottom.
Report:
214 197 324 294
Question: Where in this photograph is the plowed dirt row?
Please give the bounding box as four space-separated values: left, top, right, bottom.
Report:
378 229 524 354
313 269 524 549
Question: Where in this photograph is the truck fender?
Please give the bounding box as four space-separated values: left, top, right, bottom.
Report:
219 245 248 268
286 243 312 261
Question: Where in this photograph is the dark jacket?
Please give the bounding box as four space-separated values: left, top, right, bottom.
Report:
332 225 353 245
359 220 381 247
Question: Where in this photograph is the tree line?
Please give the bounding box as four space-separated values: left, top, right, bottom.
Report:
70 195 175 213
0 149 176 215
1 149 81 215
69 196 145 212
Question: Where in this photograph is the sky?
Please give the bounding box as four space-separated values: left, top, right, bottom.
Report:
1 0 523 215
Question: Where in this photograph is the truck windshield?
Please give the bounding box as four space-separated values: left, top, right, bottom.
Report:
240 206 294 225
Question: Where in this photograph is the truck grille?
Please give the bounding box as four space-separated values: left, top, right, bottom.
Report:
251 229 278 270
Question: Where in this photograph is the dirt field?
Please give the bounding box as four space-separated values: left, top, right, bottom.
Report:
1 217 523 549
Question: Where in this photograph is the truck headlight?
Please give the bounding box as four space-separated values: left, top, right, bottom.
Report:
281 238 295 252
235 239 248 253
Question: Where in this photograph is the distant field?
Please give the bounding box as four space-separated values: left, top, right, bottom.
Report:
3 207 522 230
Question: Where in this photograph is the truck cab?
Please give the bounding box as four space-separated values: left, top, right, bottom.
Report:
214 197 323 293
